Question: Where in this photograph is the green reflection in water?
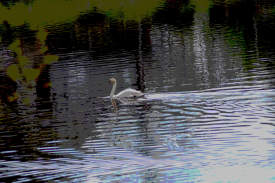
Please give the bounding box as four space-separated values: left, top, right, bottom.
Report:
5 28 58 104
191 0 212 13
0 0 163 104
0 0 164 28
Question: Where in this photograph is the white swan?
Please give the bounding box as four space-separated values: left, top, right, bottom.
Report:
109 77 144 99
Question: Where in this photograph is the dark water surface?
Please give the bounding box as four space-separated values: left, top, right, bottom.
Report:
1 0 275 182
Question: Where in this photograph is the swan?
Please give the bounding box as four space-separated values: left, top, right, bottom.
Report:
109 77 144 99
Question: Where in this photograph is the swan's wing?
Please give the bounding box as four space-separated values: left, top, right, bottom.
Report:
116 88 144 98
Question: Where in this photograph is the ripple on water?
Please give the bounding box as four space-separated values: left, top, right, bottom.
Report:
1 83 274 182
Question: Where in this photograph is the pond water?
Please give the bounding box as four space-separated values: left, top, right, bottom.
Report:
0 1 275 182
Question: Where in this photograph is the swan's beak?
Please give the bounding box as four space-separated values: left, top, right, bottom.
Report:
109 78 116 84
109 78 115 84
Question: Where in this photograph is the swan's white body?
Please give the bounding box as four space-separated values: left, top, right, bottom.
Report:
109 78 144 99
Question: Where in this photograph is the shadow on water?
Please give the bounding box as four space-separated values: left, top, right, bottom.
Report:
0 0 275 182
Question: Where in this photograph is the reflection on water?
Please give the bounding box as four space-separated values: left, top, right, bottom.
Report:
1 0 275 182
1 83 274 182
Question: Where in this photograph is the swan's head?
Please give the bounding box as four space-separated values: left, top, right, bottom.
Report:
109 77 117 84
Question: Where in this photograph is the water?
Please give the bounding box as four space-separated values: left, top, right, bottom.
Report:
1 1 275 182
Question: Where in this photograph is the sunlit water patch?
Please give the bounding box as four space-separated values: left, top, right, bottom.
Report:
1 82 274 182
87 84 275 182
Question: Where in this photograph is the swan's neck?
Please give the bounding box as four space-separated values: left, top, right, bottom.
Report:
110 82 117 98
